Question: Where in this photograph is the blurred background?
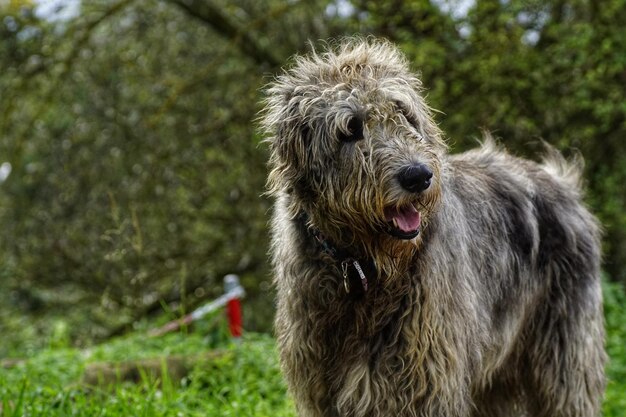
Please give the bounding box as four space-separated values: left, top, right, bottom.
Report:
0 0 624 355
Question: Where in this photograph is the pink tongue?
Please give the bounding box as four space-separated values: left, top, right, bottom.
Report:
385 205 421 233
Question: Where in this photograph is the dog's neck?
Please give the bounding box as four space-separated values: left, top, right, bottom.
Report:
296 211 378 295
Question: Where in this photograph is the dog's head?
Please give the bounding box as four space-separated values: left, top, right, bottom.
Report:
262 38 445 254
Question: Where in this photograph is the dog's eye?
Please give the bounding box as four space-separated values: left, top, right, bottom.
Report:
337 117 364 143
396 102 419 129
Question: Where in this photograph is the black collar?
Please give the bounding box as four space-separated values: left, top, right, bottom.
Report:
297 212 377 294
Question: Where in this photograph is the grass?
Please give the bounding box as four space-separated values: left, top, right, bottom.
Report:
0 281 625 417
0 330 296 417
603 279 626 417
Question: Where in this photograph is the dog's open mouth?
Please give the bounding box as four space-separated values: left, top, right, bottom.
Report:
384 203 421 240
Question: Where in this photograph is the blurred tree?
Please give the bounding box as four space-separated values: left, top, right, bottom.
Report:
0 0 333 349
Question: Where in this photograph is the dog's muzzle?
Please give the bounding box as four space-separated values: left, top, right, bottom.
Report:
384 163 432 239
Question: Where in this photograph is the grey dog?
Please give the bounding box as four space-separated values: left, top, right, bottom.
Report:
261 38 605 417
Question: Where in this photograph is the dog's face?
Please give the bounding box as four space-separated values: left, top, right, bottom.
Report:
263 40 446 248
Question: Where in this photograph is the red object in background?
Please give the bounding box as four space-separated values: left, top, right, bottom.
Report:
149 274 245 338
226 297 243 338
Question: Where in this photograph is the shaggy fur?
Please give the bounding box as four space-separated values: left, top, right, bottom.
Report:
262 38 605 417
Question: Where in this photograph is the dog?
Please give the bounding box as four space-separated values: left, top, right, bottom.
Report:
261 38 605 417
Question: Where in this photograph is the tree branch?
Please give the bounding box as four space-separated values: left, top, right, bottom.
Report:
5 0 136 171
165 0 283 68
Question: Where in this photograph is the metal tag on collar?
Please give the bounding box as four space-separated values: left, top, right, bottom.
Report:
353 260 368 291
341 260 351 293
341 258 368 293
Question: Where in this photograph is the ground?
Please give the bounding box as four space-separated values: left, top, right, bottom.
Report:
0 280 624 417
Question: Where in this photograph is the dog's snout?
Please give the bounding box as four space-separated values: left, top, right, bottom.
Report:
399 163 433 193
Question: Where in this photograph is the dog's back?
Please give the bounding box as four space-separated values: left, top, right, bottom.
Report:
442 141 605 415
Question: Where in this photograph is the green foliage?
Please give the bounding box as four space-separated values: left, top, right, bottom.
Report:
0 0 318 346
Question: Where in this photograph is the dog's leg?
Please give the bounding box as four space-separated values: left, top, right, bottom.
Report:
522 266 605 416
525 311 605 416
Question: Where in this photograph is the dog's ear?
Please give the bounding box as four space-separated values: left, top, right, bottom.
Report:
264 89 318 198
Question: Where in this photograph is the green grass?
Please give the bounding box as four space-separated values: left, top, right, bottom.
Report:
603 279 626 417
0 331 296 417
1 281 625 416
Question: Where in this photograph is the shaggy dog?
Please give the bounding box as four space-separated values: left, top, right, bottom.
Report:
261 39 605 417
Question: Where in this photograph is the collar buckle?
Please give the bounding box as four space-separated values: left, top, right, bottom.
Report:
299 211 373 294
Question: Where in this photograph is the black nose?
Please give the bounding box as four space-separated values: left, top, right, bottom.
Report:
398 163 433 193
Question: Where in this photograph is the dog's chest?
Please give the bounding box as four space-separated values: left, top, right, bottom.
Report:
309 274 417 368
